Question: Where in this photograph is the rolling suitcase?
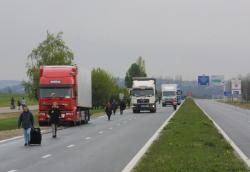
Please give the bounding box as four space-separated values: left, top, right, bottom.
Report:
29 128 42 145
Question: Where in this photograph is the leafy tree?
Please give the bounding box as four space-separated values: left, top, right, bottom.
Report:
136 56 146 74
125 57 147 88
92 68 129 108
23 31 74 99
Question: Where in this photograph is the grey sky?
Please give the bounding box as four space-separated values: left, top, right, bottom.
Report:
0 0 249 81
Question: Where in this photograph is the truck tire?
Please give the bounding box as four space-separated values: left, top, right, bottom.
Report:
84 110 90 124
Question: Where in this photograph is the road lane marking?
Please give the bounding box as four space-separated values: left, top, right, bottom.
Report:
122 101 184 172
42 154 52 159
8 170 17 172
196 101 250 168
67 144 75 148
109 127 113 130
98 131 104 134
85 137 91 140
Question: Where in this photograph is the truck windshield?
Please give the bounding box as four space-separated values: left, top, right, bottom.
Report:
39 87 72 98
131 88 154 97
163 91 176 97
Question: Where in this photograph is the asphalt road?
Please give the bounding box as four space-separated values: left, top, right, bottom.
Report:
0 105 174 172
0 105 38 114
195 99 250 159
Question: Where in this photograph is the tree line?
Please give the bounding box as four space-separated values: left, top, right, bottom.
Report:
23 32 147 107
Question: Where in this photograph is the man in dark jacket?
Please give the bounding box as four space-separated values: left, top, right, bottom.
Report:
111 100 118 115
49 102 61 138
18 105 34 146
119 99 126 115
105 101 112 121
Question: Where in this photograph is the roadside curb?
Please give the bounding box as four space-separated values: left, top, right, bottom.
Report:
195 101 250 169
122 102 185 172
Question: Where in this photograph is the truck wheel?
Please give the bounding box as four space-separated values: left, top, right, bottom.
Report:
84 110 89 124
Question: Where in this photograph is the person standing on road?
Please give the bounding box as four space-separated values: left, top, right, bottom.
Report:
10 97 15 109
105 101 112 121
112 100 118 115
49 102 61 138
119 99 126 115
18 105 34 146
17 99 21 110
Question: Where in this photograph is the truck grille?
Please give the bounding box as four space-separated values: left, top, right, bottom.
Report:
137 99 149 104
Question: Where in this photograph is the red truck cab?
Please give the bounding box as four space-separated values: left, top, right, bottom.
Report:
38 66 91 126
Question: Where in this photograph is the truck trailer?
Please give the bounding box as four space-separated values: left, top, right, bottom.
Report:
38 65 92 126
131 77 157 113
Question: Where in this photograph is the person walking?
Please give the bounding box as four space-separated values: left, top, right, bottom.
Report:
10 97 15 109
105 101 112 121
49 102 61 138
18 105 34 146
17 99 21 110
119 99 126 115
111 100 118 115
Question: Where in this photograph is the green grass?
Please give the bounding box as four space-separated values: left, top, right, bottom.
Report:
0 109 105 131
0 114 39 131
134 98 249 172
0 93 37 107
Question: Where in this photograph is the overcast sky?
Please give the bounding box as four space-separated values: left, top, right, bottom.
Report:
0 0 249 81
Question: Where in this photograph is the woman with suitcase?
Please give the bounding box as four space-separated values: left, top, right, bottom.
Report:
18 105 34 146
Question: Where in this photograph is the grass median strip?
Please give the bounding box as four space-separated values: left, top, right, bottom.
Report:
134 98 249 172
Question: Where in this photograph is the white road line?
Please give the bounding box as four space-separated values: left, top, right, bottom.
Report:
7 170 17 172
42 154 52 159
85 137 91 140
122 102 184 172
98 131 104 134
67 144 75 148
196 101 250 168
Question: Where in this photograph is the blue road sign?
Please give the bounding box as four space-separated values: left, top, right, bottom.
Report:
198 75 210 86
224 91 232 97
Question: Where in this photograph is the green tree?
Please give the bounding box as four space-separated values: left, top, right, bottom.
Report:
92 68 129 108
92 68 117 107
125 57 147 88
23 31 74 99
137 56 146 74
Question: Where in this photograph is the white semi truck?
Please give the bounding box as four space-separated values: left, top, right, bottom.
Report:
131 77 157 113
161 84 177 108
